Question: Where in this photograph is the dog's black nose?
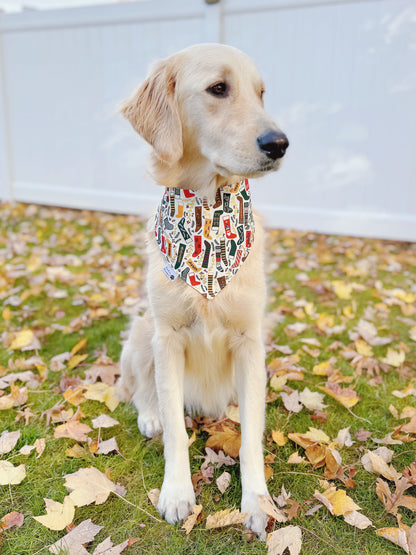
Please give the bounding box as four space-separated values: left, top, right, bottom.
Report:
257 131 289 160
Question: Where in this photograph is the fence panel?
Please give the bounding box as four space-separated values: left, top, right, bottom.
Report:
0 0 415 240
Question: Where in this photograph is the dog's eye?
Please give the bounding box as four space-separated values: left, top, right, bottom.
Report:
207 82 228 97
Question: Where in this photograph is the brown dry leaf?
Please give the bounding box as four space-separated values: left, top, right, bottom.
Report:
205 508 248 530
33 496 75 531
64 466 117 507
266 525 302 555
0 511 24 531
288 427 330 450
305 444 327 468
0 430 20 455
205 426 241 458
54 420 92 442
182 504 203 535
63 386 86 406
257 495 287 523
362 451 401 481
377 522 416 555
0 461 26 485
48 518 102 554
320 382 360 408
84 363 120 386
375 477 416 516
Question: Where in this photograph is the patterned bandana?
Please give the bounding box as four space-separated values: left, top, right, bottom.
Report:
154 179 255 299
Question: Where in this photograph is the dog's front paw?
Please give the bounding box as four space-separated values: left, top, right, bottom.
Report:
158 480 196 524
241 491 269 541
138 412 162 438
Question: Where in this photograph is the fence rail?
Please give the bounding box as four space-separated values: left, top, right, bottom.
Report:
1 0 415 240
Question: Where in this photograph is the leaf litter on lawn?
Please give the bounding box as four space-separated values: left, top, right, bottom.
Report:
0 203 416 553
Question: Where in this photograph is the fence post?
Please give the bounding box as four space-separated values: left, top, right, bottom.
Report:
0 14 14 203
203 0 223 43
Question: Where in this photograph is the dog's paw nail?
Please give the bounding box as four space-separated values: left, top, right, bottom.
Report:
158 484 196 524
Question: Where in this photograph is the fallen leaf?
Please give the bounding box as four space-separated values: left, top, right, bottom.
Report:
0 511 24 531
216 471 231 494
96 437 119 455
271 429 288 446
257 495 287 523
83 383 119 412
0 461 26 485
182 504 203 535
0 430 20 455
64 466 117 506
299 387 327 411
66 444 88 458
92 536 130 554
34 497 75 531
205 426 241 458
49 518 102 554
361 451 401 481
375 477 416 515
91 414 120 429
9 329 41 351
316 486 360 516
205 508 247 529
266 525 302 555
287 452 306 464
147 488 160 508
335 427 354 447
54 420 92 442
225 405 240 423
381 348 406 368
281 390 303 413
343 510 373 529
320 382 360 409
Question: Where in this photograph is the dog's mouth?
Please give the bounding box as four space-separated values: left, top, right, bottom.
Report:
215 158 282 179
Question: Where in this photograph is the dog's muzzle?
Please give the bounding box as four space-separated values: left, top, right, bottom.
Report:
257 131 289 161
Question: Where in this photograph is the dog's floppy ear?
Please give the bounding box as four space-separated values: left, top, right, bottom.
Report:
120 59 183 164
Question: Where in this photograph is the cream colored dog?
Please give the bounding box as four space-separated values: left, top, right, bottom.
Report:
117 43 288 537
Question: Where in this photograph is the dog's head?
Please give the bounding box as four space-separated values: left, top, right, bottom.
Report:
120 43 288 181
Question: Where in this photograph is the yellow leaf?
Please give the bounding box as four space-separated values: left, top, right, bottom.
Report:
332 281 353 300
33 497 75 531
270 374 287 391
83 383 120 412
364 452 401 481
321 486 360 516
182 505 203 535
206 427 241 459
316 314 334 332
71 337 88 355
320 385 360 409
0 396 14 410
0 461 26 485
381 348 405 368
271 429 287 446
67 353 88 370
313 361 332 376
63 386 86 406
206 508 247 529
264 464 273 482
391 289 415 304
2 307 11 321
65 444 88 458
54 421 92 442
355 339 373 357
9 329 40 351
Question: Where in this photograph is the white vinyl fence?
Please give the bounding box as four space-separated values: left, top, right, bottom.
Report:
0 0 415 240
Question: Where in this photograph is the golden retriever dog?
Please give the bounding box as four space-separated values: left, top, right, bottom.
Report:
117 43 288 537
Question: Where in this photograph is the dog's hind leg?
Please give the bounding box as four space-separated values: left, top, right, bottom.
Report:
117 313 162 438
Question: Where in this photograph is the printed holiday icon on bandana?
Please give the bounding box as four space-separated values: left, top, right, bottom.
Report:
154 179 255 299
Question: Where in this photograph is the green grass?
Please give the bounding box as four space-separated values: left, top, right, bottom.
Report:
1 203 415 554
